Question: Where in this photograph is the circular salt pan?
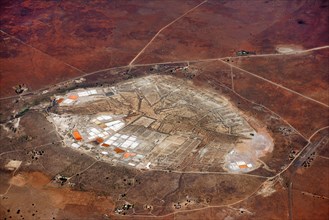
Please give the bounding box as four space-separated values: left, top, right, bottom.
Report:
224 131 274 173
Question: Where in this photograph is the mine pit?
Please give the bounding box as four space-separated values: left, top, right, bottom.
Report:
47 75 274 173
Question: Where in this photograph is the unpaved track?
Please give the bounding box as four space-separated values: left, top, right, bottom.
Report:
217 59 329 108
128 0 208 66
121 128 327 218
1 45 328 103
0 30 86 74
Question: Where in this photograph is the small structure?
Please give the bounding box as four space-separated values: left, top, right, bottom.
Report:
13 84 28 94
54 174 69 186
146 162 151 169
236 50 256 56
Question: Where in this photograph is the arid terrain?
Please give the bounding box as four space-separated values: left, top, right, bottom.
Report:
1 0 328 220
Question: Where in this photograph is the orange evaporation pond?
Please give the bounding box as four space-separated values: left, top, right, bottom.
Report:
68 94 78 100
56 98 64 104
72 130 82 141
123 152 136 159
114 147 125 154
239 164 248 169
96 138 104 143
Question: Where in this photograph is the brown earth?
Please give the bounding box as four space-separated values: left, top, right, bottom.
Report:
134 0 329 64
1 0 328 98
1 171 115 220
0 30 83 97
0 0 202 97
316 128 329 157
232 182 291 220
289 156 329 220
230 49 329 106
231 66 329 139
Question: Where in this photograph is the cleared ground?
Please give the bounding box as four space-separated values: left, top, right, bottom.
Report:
0 0 328 219
47 75 273 173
